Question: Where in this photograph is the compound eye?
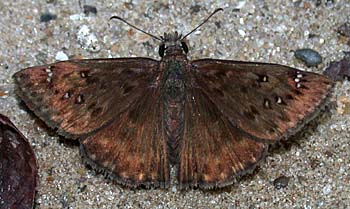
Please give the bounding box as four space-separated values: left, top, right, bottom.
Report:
158 44 165 57
181 41 189 54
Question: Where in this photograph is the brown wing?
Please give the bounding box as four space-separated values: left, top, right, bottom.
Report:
80 84 169 188
178 88 267 189
190 59 333 142
14 58 159 139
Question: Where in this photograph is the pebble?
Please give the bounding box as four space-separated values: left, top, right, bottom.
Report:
190 5 201 13
77 25 101 52
83 5 97 15
273 175 291 189
55 51 69 61
40 12 57 22
323 184 332 195
0 91 7 97
294 48 322 67
238 29 246 37
337 22 350 37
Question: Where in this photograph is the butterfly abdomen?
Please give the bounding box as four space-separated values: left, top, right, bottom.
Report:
162 61 187 164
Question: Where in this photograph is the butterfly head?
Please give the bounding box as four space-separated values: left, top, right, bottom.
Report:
110 9 222 58
158 31 189 57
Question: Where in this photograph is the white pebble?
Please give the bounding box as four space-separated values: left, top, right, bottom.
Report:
323 184 332 195
55 51 68 61
238 29 246 37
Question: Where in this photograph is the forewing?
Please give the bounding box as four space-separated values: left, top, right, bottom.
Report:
179 88 267 189
14 58 159 138
80 85 169 188
190 59 333 142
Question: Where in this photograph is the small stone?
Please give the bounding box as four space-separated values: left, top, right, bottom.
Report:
238 29 246 37
303 2 311 9
325 0 335 6
273 175 290 189
235 1 246 9
55 51 69 61
190 5 201 13
0 91 7 97
40 12 57 22
323 184 332 195
343 102 350 115
83 5 97 15
294 48 322 67
315 0 322 6
46 175 55 183
337 22 350 37
127 29 135 37
336 95 350 115
171 185 177 192
77 25 101 52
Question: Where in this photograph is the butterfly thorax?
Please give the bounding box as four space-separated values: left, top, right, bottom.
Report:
161 61 187 164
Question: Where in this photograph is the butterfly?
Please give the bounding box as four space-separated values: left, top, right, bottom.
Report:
13 8 333 189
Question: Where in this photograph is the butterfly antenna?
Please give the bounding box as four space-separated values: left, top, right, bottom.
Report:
181 8 223 40
109 15 163 41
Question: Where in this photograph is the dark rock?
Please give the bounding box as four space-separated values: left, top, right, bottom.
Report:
40 12 57 22
294 48 323 67
273 175 290 189
337 22 350 37
315 0 322 7
190 5 201 13
83 5 97 15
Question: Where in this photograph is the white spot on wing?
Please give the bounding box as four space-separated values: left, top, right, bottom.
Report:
276 97 282 104
63 92 70 99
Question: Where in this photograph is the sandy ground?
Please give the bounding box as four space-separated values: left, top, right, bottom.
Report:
0 0 349 208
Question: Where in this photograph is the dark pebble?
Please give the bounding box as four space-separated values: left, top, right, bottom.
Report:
273 175 290 189
337 22 350 37
83 5 97 15
40 12 57 22
315 0 322 6
294 48 323 67
293 0 302 7
215 21 221 28
324 52 350 81
326 0 335 6
190 5 201 13
315 0 334 7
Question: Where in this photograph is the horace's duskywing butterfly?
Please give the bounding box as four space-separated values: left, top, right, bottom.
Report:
13 9 333 189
